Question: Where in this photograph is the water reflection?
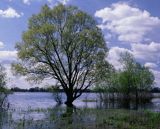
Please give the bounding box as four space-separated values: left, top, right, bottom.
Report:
0 93 9 129
0 93 8 109
0 106 94 129
5 92 160 111
85 93 156 111
0 92 160 128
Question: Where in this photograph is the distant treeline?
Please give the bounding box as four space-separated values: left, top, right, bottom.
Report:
151 87 160 93
10 87 48 92
10 87 92 93
10 87 160 93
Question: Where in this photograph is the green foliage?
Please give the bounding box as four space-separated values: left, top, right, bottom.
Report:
117 52 154 94
12 4 108 105
94 60 116 92
94 52 155 97
0 64 6 92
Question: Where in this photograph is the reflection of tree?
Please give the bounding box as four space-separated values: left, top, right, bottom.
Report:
0 93 10 110
0 92 9 128
49 106 80 129
96 92 153 110
0 105 9 129
0 93 7 109
0 109 3 129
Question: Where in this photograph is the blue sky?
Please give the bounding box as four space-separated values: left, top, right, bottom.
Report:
0 0 160 88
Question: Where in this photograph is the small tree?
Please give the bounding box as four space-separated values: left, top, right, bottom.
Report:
135 64 154 91
0 64 7 109
12 4 108 106
118 52 154 99
0 64 6 92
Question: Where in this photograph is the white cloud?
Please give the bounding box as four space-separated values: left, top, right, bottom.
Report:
47 0 70 5
4 64 56 89
0 50 54 89
0 51 17 64
57 0 70 5
0 7 23 18
151 70 160 87
22 0 69 5
107 44 160 70
23 0 30 5
4 64 32 89
132 42 160 62
107 47 132 69
0 50 56 88
0 50 17 59
145 62 159 69
0 41 4 48
107 44 160 87
95 2 160 43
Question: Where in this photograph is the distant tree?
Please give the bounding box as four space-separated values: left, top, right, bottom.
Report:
51 82 63 105
12 4 108 106
118 52 154 99
0 64 7 109
151 87 160 93
0 64 6 92
135 64 154 91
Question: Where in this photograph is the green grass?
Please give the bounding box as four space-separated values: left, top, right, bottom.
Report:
1 107 160 129
50 108 160 129
92 109 160 129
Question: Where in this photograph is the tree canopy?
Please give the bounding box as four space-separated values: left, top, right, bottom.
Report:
119 52 154 93
94 52 155 99
12 4 108 106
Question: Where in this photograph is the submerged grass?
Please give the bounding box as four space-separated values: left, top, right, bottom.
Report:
52 108 160 129
1 107 160 129
92 109 160 129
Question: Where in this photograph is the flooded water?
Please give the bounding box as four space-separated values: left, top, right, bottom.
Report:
5 92 160 111
0 92 160 129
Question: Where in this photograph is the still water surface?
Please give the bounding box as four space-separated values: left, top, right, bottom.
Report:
7 92 160 111
0 92 160 129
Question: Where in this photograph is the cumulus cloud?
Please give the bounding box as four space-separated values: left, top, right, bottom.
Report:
5 64 56 89
57 0 70 5
0 50 17 64
22 0 69 5
95 2 160 43
131 42 160 62
22 0 43 5
96 2 160 87
0 41 4 48
107 44 160 87
0 7 23 18
3 64 31 89
107 47 132 69
23 0 30 5
0 50 55 89
151 70 160 87
145 62 159 69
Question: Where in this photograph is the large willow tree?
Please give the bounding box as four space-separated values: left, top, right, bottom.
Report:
12 4 108 106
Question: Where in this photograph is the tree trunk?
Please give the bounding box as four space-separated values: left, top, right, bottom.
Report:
65 92 74 107
135 90 139 110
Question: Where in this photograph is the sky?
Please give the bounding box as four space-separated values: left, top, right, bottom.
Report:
0 0 160 88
